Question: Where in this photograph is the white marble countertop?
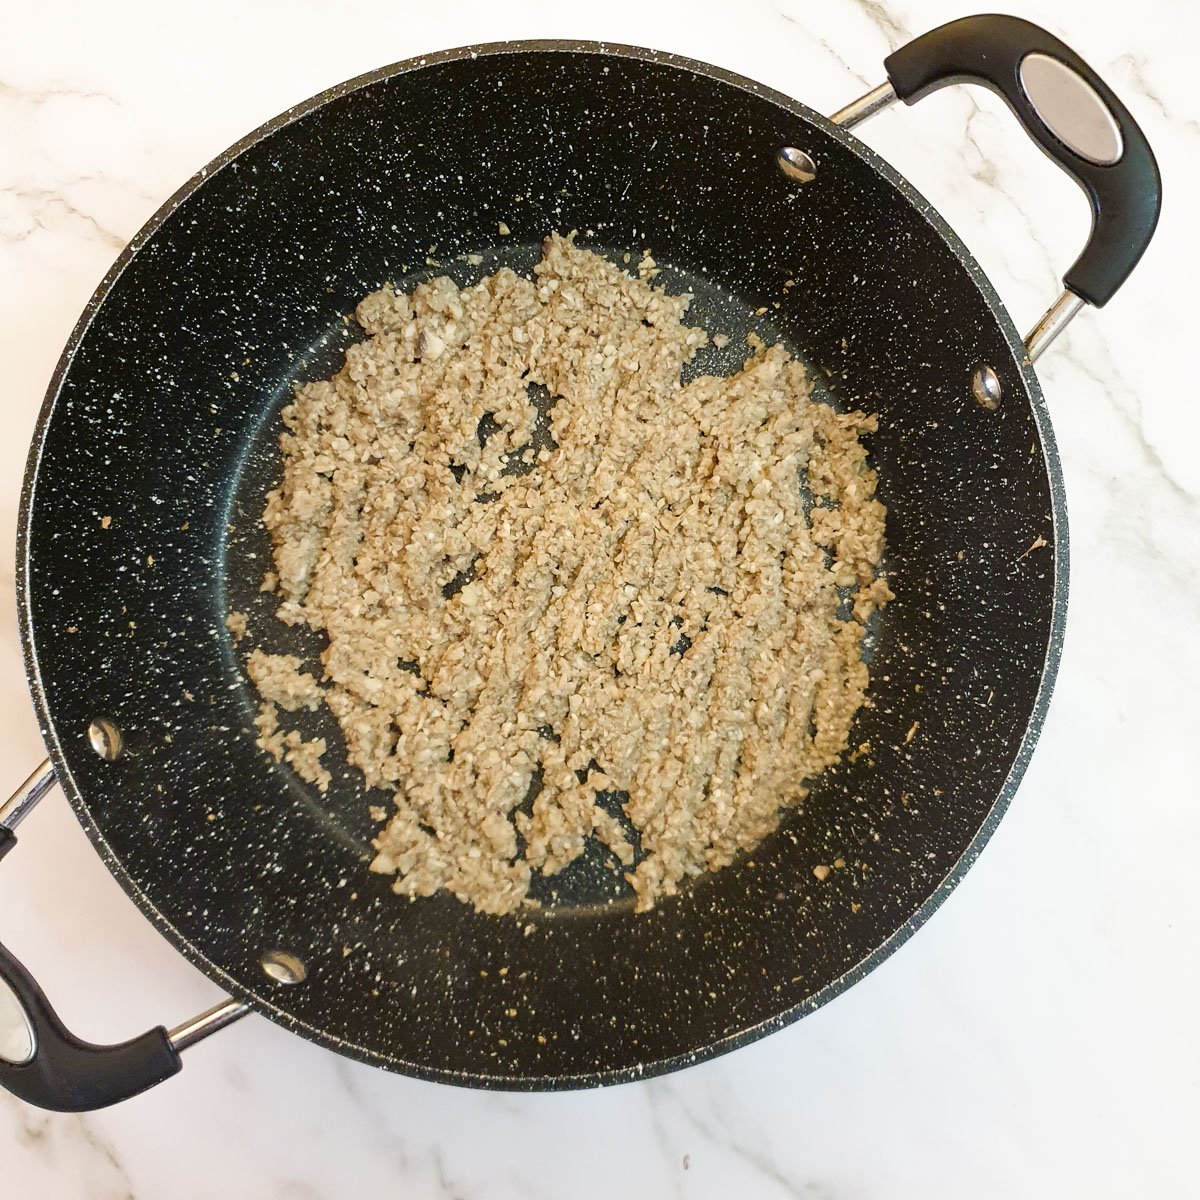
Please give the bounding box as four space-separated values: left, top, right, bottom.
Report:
1 0 1197 1195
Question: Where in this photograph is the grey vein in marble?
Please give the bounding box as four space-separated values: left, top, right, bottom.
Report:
0 78 118 107
0 182 127 249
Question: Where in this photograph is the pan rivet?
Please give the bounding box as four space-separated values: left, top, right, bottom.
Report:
971 366 1003 411
776 146 817 183
87 717 124 761
261 950 307 985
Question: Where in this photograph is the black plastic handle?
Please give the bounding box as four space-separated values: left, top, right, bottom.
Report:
884 14 1161 307
0 827 181 1111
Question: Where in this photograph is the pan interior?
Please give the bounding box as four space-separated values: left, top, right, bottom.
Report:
222 236 851 912
21 45 1059 1086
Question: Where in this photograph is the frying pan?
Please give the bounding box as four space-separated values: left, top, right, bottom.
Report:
0 14 1160 1111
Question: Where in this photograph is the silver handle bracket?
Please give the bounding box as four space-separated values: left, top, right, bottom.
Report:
168 998 252 1052
829 80 898 130
0 760 56 832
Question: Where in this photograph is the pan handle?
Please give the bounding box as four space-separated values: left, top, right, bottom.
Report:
0 761 249 1111
831 14 1161 357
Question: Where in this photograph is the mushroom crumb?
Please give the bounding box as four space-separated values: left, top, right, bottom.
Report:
241 232 890 915
637 252 660 280
253 701 331 793
246 649 322 712
813 864 831 881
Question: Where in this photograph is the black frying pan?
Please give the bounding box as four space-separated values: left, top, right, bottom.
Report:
0 15 1160 1111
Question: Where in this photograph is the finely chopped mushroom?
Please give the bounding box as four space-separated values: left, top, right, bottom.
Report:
241 233 891 913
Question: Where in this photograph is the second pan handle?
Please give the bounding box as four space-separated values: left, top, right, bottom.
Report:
0 762 249 1111
881 14 1161 309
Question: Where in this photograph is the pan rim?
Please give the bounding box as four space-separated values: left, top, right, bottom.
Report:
15 38 1069 1091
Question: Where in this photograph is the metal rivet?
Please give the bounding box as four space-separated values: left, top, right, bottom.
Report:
260 950 307 985
971 366 1003 411
776 146 817 183
87 718 124 761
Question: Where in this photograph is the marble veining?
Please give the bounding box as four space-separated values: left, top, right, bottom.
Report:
0 0 1196 1197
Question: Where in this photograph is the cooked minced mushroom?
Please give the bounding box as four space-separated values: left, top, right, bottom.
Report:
241 233 891 914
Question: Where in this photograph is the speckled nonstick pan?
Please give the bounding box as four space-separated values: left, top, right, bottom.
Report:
0 15 1160 1111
